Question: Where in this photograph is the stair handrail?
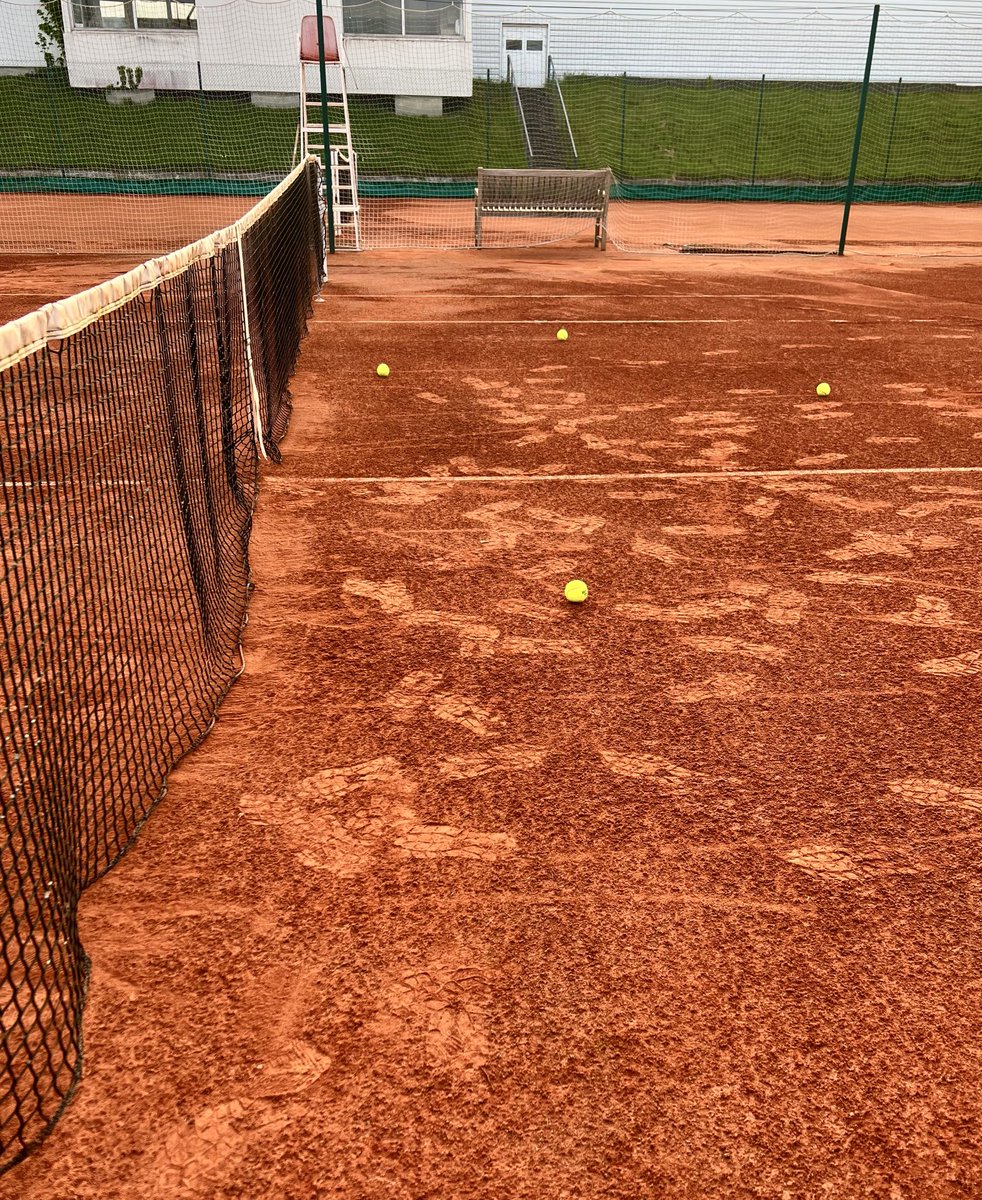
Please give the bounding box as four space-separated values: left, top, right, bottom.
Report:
508 57 534 162
547 55 578 165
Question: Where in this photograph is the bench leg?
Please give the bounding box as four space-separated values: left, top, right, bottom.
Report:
475 209 481 248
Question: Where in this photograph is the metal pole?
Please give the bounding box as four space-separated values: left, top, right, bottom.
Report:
750 74 765 185
196 61 212 180
882 76 902 183
314 0 335 254
619 72 627 176
45 62 66 178
838 4 880 256
485 68 491 167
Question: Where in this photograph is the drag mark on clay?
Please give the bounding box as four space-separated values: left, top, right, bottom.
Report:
807 492 892 514
806 569 896 588
873 596 963 629
677 440 748 469
670 410 758 438
742 496 780 521
598 750 710 789
614 597 753 623
825 530 959 561
383 670 501 737
630 535 687 564
795 401 853 421
239 757 516 874
666 672 758 704
762 589 809 626
403 611 581 659
915 648 982 677
781 844 922 882
660 524 747 538
358 481 454 506
342 576 414 614
681 635 786 663
496 598 557 621
438 744 549 779
795 453 850 468
896 497 982 519
887 777 982 814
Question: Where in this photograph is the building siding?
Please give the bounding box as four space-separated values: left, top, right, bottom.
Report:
473 3 982 86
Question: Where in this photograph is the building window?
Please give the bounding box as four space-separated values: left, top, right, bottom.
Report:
342 0 462 37
71 1 197 30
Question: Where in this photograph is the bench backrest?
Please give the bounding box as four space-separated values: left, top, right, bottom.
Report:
477 169 612 211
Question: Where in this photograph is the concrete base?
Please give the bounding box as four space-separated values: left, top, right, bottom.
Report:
251 92 300 109
106 88 155 105
395 95 443 117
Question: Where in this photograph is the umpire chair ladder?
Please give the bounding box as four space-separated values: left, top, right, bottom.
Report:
299 16 360 250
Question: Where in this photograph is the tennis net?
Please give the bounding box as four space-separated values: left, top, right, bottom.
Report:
0 155 324 1172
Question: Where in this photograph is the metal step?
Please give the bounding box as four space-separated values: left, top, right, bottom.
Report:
300 57 361 250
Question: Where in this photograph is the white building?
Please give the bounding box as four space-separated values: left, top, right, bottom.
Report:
2 1 982 99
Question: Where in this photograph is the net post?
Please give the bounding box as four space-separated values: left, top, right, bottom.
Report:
315 0 336 255
838 4 880 256
751 74 765 186
235 231 269 461
882 76 902 182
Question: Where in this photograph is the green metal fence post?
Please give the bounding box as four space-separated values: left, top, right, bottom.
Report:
485 68 491 166
882 76 902 182
44 62 67 178
196 61 212 179
838 4 880 256
314 0 336 254
619 72 627 176
750 73 765 185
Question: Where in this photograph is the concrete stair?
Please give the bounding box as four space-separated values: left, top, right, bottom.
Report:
517 85 575 169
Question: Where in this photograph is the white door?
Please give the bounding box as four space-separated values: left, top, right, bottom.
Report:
502 25 548 88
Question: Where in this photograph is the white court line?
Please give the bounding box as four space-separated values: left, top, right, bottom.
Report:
325 292 825 300
309 317 945 326
266 464 982 486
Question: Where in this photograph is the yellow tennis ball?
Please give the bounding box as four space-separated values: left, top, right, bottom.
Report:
816 381 831 396
556 328 569 341
376 363 390 378
564 579 588 603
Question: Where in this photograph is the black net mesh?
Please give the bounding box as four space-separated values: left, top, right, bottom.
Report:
0 158 324 1172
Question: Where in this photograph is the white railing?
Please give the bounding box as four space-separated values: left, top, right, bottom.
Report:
548 55 578 165
508 56 534 162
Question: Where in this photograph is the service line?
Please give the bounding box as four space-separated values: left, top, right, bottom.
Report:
266 464 982 486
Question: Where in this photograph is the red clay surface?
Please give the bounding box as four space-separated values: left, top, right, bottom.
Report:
357 198 982 255
3 192 982 258
0 194 252 257
2 247 982 1199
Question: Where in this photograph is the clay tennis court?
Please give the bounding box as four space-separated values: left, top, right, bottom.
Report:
1 236 981 1198
4 192 982 257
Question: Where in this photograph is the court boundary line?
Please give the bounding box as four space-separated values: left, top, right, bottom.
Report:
311 317 960 326
266 464 982 486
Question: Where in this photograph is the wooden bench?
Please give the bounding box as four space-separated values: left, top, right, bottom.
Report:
474 169 613 250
